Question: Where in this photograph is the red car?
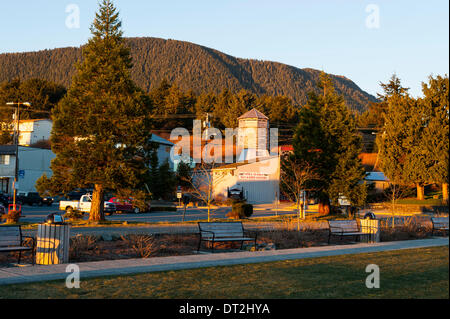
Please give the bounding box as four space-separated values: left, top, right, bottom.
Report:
107 197 140 214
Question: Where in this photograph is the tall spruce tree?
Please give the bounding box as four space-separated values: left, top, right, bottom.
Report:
292 72 366 214
377 78 411 187
376 75 443 201
36 0 154 221
421 75 449 202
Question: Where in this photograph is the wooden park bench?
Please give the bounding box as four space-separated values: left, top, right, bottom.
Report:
197 222 257 253
0 225 35 265
431 217 449 236
328 220 367 244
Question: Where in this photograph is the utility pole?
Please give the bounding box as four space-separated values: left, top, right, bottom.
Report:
6 102 31 208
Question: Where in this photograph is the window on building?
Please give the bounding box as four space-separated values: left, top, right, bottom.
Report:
0 178 9 193
0 155 10 165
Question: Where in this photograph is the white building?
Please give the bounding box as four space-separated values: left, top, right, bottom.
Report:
18 119 52 146
212 109 280 204
150 133 175 171
0 145 55 195
237 109 270 162
0 119 53 146
365 171 390 193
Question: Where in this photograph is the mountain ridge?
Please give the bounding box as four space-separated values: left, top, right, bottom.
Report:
0 37 377 111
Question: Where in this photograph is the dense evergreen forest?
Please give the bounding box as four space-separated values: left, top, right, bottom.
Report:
0 37 377 112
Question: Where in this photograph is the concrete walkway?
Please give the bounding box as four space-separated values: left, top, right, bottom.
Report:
0 237 447 286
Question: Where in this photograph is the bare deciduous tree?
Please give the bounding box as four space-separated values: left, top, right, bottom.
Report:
280 154 320 230
181 161 226 222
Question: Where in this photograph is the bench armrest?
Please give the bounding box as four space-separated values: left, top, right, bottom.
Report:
244 230 257 241
22 235 36 249
199 230 215 240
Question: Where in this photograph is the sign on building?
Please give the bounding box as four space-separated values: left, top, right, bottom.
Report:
238 172 269 181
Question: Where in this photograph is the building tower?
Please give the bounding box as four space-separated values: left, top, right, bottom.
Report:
237 108 270 161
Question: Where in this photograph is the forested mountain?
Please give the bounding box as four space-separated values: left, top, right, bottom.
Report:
0 37 377 111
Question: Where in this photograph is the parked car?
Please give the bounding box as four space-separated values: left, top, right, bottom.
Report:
0 193 12 206
41 196 54 206
59 194 116 216
107 197 142 214
65 189 90 200
16 192 51 206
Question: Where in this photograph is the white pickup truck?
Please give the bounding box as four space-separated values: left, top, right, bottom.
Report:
59 194 116 216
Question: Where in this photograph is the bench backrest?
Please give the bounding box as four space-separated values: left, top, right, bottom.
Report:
0 226 22 247
431 217 449 227
328 220 359 233
198 222 244 239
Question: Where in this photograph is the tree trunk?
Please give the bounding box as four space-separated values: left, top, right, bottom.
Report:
89 184 105 222
443 183 449 202
416 183 425 201
318 198 330 216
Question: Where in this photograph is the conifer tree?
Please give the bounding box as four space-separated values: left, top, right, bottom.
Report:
292 72 366 214
377 78 411 188
421 75 449 201
376 75 445 201
36 0 154 221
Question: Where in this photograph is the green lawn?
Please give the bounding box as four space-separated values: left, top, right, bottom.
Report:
0 246 448 299
395 198 445 205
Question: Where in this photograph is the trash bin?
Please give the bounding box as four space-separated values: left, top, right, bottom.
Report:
359 214 380 243
36 214 70 265
364 211 376 220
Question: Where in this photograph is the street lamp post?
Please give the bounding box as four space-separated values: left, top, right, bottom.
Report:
6 102 31 207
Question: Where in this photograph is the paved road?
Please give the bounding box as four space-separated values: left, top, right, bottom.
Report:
11 202 438 226
16 203 299 224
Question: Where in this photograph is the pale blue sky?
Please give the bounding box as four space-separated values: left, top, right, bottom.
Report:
0 0 448 97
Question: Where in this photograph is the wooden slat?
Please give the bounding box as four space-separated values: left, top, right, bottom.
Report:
431 217 449 223
0 238 21 244
0 229 21 247
199 222 252 241
329 220 359 233
202 237 254 242
0 246 31 252
0 229 21 236
0 241 22 247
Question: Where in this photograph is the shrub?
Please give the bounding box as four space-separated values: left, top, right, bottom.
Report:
121 234 158 258
3 210 21 224
69 235 98 260
230 201 253 218
64 209 84 221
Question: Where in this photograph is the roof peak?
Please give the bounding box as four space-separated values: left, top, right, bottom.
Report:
238 108 269 120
